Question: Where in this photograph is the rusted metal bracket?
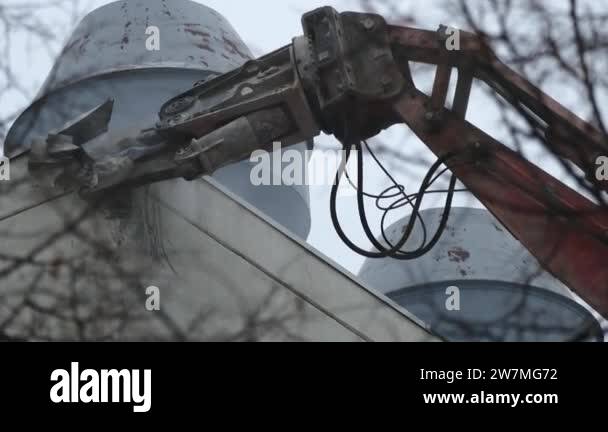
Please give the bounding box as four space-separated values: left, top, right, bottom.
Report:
424 26 454 130
453 68 474 120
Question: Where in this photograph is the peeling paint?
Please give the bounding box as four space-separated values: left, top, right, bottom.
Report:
222 35 250 60
448 247 471 263
195 43 215 53
185 28 211 38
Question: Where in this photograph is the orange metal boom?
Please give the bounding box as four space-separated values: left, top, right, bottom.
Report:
388 24 608 317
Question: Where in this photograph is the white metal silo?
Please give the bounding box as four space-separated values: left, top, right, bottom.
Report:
358 207 603 342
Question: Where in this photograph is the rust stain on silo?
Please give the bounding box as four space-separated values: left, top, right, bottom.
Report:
222 36 250 60
185 28 211 38
448 247 471 263
195 43 215 53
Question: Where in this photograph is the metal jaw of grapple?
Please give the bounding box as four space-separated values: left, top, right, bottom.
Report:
27 99 117 192
25 7 406 196
27 99 173 196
